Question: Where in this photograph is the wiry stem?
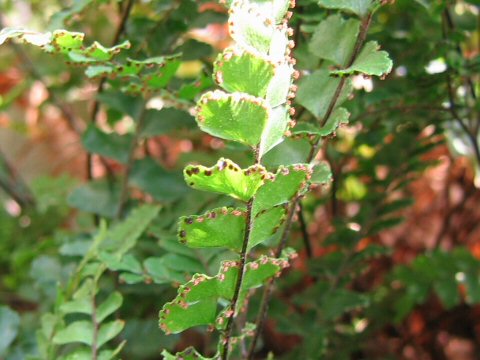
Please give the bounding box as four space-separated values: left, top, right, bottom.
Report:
0 148 36 208
221 197 256 360
91 295 99 360
247 12 374 358
298 202 313 258
85 0 135 225
87 0 136 181
442 7 480 167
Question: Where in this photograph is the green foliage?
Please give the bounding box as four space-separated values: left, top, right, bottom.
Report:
0 306 20 355
392 248 480 321
331 41 393 76
309 14 360 66
317 0 377 17
0 29 130 62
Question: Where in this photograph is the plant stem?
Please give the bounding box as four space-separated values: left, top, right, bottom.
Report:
247 12 374 358
221 197 255 360
87 0 135 181
0 148 36 208
441 7 480 167
91 295 99 360
297 202 313 258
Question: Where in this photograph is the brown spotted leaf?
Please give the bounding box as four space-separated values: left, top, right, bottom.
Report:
184 158 271 202
177 207 246 252
159 253 293 334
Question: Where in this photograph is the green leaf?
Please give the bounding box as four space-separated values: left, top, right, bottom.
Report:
156 253 205 275
144 257 187 284
67 40 131 63
162 347 214 360
57 342 126 360
0 28 55 47
119 273 146 284
309 15 360 66
159 254 292 334
263 137 312 168
178 207 246 251
214 48 276 98
0 28 130 62
311 162 333 185
86 56 172 78
464 271 480 304
259 105 291 157
249 205 287 249
266 64 294 107
320 107 350 135
143 60 181 90
321 289 369 320
297 69 353 119
293 107 350 137
60 298 92 316
58 348 91 360
184 158 268 201
224 0 291 23
97 292 123 323
98 341 126 360
140 108 195 137
100 204 160 259
434 279 459 309
180 39 213 60
82 125 133 164
253 164 312 215
317 0 375 17
100 253 143 274
248 0 291 23
97 91 143 119
196 91 270 147
0 306 20 354
243 253 291 290
229 3 275 55
178 75 214 101
49 0 95 29
67 181 120 218
129 158 188 201
53 321 93 345
97 320 125 348
332 41 393 77
160 297 218 335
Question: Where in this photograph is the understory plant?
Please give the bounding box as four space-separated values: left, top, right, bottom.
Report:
157 0 394 358
158 0 310 358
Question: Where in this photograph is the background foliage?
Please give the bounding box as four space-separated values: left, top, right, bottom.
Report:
0 0 480 359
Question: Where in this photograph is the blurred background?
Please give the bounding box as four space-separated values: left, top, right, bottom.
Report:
0 0 479 359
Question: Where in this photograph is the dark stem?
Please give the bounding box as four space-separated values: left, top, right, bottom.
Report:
246 202 297 358
221 197 255 360
86 0 135 225
297 202 313 258
87 0 136 181
443 8 477 101
0 148 36 208
442 8 480 167
247 12 374 358
91 296 99 360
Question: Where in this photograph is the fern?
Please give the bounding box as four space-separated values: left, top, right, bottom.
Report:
35 205 159 360
157 0 308 358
